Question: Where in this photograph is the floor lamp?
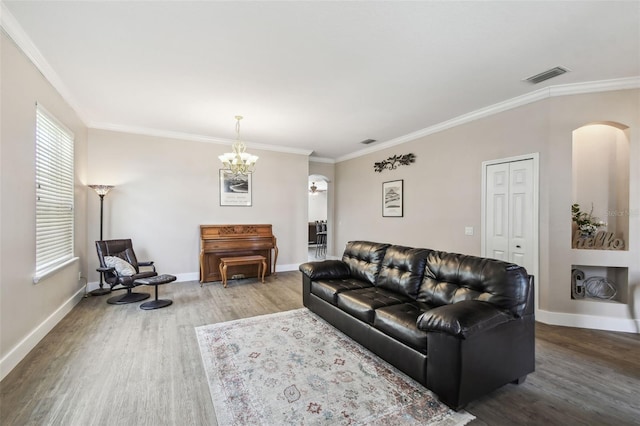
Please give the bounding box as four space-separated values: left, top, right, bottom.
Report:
89 184 114 296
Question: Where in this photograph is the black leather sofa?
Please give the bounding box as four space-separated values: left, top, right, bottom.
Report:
299 240 535 410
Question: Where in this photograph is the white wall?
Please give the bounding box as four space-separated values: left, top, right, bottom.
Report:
334 89 640 333
86 129 310 284
1 32 88 378
308 192 327 222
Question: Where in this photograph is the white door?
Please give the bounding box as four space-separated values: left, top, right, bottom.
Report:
485 159 534 273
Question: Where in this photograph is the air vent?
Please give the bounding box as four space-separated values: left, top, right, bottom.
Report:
524 66 570 84
360 139 377 145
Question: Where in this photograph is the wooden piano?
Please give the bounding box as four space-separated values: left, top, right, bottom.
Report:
199 224 278 284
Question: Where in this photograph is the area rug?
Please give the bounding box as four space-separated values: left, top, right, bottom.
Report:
195 308 475 425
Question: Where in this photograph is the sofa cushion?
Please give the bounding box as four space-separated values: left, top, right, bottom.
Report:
342 241 390 285
337 287 411 324
377 245 430 299
373 302 434 354
418 251 530 317
311 279 373 305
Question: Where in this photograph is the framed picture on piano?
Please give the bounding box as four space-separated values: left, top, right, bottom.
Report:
220 170 252 206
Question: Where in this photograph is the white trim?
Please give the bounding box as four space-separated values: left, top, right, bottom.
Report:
275 263 299 273
309 156 336 164
86 272 199 292
3 0 637 163
481 153 540 314
0 2 88 124
85 266 301 292
90 122 313 156
537 310 640 334
33 257 78 284
335 78 640 163
0 286 85 381
549 76 640 97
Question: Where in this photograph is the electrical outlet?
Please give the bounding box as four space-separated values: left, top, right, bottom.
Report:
464 226 474 236
78 272 82 280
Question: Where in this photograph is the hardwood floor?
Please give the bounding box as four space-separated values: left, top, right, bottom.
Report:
1 271 638 425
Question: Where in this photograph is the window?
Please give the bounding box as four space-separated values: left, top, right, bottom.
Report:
34 104 75 283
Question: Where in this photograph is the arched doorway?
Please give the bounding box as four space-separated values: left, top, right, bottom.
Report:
308 174 329 260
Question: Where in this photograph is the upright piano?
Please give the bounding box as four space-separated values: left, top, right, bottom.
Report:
199 224 278 283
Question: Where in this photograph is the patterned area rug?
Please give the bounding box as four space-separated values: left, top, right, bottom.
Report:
196 308 474 425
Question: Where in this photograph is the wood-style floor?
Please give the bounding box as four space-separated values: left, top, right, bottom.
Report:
1 271 638 425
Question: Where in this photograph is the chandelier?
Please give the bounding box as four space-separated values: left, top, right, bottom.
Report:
218 115 258 175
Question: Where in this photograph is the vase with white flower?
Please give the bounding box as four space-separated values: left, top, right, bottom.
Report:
572 203 607 241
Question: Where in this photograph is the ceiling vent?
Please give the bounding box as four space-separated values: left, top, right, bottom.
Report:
524 66 570 84
360 138 377 145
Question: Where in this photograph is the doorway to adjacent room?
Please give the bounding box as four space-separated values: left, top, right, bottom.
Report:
308 175 329 261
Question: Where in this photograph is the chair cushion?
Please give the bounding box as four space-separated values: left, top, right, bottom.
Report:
336 287 411 324
104 256 136 276
117 271 157 287
373 302 434 354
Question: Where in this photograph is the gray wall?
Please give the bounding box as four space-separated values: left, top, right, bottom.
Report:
334 89 639 329
1 32 88 374
86 129 310 284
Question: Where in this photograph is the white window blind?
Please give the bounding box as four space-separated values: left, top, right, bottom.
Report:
34 104 75 283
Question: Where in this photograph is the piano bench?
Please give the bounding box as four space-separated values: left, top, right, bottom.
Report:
218 255 267 288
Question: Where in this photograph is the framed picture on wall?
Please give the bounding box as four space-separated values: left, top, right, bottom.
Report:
382 179 403 217
220 170 252 206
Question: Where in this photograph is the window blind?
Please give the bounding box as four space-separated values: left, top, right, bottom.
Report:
34 104 75 282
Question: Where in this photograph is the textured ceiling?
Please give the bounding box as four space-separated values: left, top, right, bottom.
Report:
3 1 639 160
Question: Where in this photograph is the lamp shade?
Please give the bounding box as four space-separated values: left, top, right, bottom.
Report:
88 184 114 196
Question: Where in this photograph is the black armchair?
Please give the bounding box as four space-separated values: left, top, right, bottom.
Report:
95 239 157 304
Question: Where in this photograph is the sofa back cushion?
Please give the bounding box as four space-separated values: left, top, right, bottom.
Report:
342 241 390 285
417 250 530 317
376 245 431 299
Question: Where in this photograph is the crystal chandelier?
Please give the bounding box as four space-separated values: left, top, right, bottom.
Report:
218 116 258 175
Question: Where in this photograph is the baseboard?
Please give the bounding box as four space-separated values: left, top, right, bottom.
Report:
536 309 640 334
275 263 299 273
0 286 85 381
86 265 302 292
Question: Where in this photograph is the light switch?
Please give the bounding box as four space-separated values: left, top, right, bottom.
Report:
464 226 474 236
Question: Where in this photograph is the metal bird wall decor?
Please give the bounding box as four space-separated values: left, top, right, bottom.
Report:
374 153 416 173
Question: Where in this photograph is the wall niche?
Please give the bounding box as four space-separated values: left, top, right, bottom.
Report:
571 122 630 250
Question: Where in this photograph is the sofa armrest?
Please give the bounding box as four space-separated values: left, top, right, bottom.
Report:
416 300 513 339
299 260 351 280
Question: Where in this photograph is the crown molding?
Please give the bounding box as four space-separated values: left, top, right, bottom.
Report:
90 122 314 156
549 76 640 97
1 2 89 124
3 1 637 163
309 156 335 164
336 76 640 163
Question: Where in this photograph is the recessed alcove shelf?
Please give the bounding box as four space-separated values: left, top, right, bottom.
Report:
572 123 630 251
570 264 628 304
